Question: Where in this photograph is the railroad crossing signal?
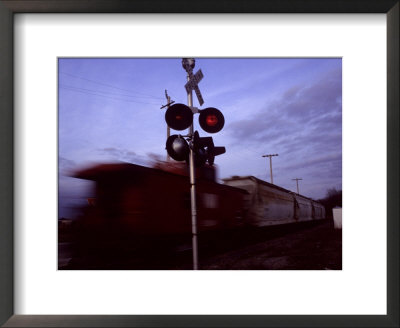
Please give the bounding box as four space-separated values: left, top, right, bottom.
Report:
164 103 226 167
165 103 193 131
165 104 225 135
164 59 225 168
193 131 225 166
165 131 226 167
185 69 203 93
198 107 225 133
185 69 204 106
165 134 189 162
182 64 204 106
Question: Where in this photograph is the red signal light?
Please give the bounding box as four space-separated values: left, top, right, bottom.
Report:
206 115 218 126
199 107 224 133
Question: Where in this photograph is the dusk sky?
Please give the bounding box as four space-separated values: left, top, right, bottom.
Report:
58 58 342 218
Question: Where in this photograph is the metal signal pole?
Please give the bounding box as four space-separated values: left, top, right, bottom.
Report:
160 90 175 161
165 91 171 161
262 154 278 184
292 178 302 194
182 58 199 270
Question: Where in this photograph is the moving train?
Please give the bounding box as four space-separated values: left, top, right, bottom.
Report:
72 162 325 238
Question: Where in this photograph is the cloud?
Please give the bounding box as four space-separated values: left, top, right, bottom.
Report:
280 153 342 171
58 156 77 176
97 147 148 164
223 67 342 199
59 156 76 169
228 67 342 143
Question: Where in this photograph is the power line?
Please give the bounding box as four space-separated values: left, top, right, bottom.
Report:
59 84 162 103
59 71 165 100
59 85 161 105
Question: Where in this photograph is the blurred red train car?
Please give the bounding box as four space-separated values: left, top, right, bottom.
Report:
74 162 248 238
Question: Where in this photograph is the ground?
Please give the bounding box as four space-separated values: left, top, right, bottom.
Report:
177 219 342 270
60 219 342 270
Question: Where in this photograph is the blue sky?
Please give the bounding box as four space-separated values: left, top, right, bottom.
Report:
58 58 342 218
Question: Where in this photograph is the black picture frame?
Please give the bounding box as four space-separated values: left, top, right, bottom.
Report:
0 1 398 327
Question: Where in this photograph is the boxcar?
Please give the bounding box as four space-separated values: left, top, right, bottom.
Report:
223 176 325 226
74 163 247 237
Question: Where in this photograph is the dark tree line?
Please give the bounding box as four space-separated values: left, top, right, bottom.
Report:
318 188 342 219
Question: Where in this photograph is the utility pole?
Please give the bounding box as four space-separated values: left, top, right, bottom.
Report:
182 58 199 270
262 154 278 184
292 178 302 194
160 90 175 161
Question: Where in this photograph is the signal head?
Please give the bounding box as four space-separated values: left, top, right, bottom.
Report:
165 103 193 131
166 135 189 161
193 130 212 150
192 130 225 166
199 107 225 133
194 147 208 167
207 146 226 165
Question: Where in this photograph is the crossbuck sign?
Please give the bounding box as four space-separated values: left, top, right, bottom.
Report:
185 69 204 106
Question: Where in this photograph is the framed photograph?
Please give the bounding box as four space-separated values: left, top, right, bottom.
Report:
1 1 398 327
